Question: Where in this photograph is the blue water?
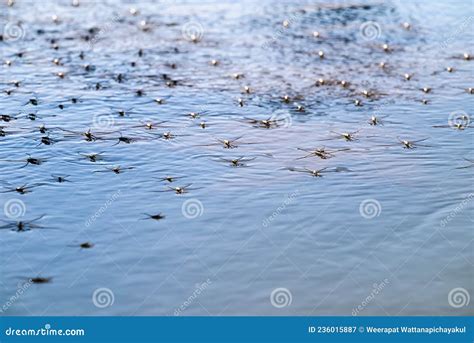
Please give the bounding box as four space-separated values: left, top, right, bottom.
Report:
0 0 473 316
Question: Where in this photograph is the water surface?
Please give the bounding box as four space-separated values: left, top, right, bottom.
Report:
0 0 473 316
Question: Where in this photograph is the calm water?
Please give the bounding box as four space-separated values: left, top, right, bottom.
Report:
0 0 473 316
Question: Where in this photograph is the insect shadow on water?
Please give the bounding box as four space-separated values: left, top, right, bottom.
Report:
0 114 18 122
0 154 46 168
104 132 149 146
0 126 21 137
296 147 350 160
34 134 58 147
94 165 135 174
0 181 46 194
0 215 47 232
154 176 185 183
79 152 106 163
216 156 256 167
21 111 43 121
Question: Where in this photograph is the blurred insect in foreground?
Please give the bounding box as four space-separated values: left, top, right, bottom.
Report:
141 213 166 221
29 277 53 284
68 242 94 249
